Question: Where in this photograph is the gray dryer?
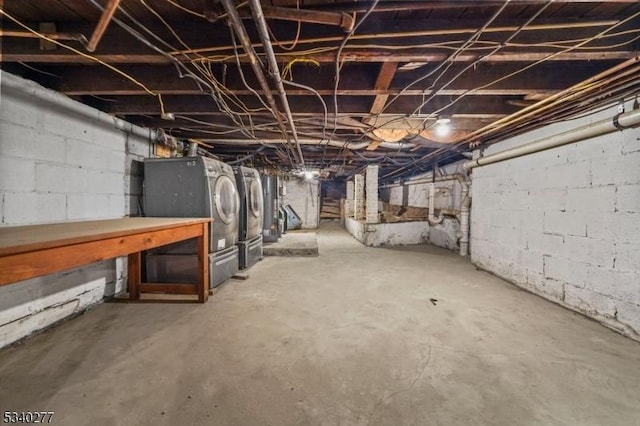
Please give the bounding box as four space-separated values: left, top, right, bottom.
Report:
234 166 264 270
143 156 240 288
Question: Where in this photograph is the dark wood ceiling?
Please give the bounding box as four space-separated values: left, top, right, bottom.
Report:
2 0 640 180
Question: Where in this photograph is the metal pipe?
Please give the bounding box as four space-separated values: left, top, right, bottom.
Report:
198 138 414 150
464 108 640 170
261 6 354 32
86 0 121 52
187 141 198 156
462 56 640 143
428 184 444 226
248 0 306 169
381 173 471 255
219 0 299 167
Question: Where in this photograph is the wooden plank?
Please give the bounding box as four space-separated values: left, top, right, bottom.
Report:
0 223 205 286
197 222 209 303
365 62 398 151
139 283 199 295
3 51 634 64
0 217 210 257
128 252 141 301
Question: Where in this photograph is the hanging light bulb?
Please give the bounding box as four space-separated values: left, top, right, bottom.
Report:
435 116 451 137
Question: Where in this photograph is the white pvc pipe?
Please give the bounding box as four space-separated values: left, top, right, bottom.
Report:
381 173 470 255
428 184 445 226
464 108 640 170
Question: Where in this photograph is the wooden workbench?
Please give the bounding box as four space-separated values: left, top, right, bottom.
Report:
0 217 212 302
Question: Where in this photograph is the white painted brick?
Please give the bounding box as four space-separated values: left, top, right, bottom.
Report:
585 212 640 243
543 211 587 236
524 272 564 301
528 189 566 212
545 162 591 189
615 242 640 272
66 138 124 173
499 189 530 211
527 233 564 256
563 235 615 268
566 133 623 163
521 250 544 273
0 123 66 163
564 284 617 317
108 194 126 218
527 147 568 168
3 192 67 225
35 164 88 193
565 186 616 212
616 302 640 336
0 157 36 191
88 171 125 195
621 127 640 154
67 193 111 220
516 210 544 232
543 255 589 287
585 267 640 305
126 136 153 157
616 184 640 213
592 151 640 186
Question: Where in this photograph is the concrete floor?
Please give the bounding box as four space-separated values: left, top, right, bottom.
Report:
1 223 640 426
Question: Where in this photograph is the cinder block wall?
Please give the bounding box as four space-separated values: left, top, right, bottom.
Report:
471 101 640 340
0 72 152 348
283 177 320 228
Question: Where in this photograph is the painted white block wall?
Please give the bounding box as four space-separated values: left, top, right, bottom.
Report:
384 162 467 251
0 72 153 348
344 218 430 247
365 165 379 223
471 101 640 340
283 177 320 229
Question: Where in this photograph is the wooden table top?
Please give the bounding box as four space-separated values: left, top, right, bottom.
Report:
0 217 212 257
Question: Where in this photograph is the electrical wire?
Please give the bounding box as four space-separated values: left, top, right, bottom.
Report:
406 1 554 129
266 0 302 51
329 0 380 167
107 0 267 144
137 0 264 135
378 6 640 177
0 8 167 116
17 62 61 79
373 0 513 128
163 0 207 19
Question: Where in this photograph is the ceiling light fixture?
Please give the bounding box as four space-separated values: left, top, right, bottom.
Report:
435 116 451 137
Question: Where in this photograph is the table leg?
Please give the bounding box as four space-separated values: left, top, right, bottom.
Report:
128 252 141 301
197 222 209 303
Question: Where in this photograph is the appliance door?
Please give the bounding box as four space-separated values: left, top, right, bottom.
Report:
210 173 240 250
246 177 264 239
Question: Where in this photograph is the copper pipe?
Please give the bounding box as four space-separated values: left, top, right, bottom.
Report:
463 56 640 141
86 0 121 52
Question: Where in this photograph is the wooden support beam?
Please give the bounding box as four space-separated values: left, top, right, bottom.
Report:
261 6 354 32
365 62 398 151
4 50 635 64
86 0 121 52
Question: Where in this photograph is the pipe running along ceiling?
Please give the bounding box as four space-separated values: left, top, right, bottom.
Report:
1 0 639 180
